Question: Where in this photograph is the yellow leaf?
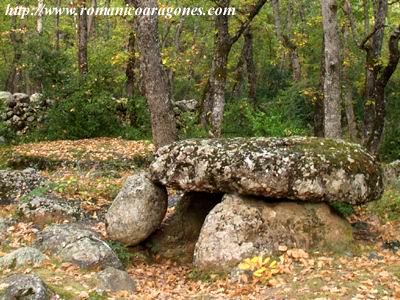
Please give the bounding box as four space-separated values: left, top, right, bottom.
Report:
263 257 271 264
253 267 267 277
238 263 251 270
269 261 277 268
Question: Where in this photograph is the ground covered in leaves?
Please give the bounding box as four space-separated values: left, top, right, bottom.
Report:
1 138 400 299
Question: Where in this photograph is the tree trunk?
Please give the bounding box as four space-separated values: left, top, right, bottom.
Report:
342 23 359 142
244 29 257 107
204 0 266 137
320 0 342 139
55 0 61 50
366 26 400 154
36 0 44 35
362 0 387 144
126 31 136 98
314 34 325 138
77 0 88 74
6 16 24 93
133 0 177 149
87 0 97 38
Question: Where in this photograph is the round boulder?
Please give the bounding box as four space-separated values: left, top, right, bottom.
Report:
150 137 383 205
194 194 353 271
96 267 136 292
34 224 122 270
105 173 168 246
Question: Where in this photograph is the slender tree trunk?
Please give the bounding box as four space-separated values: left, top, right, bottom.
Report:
87 0 97 38
366 26 400 154
320 0 342 139
133 0 177 148
126 31 136 98
77 0 89 74
6 16 24 93
363 0 388 144
55 0 61 50
343 22 359 141
36 0 44 35
314 34 325 137
203 0 266 137
244 29 257 107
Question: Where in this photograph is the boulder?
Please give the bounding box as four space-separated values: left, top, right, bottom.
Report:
151 137 383 204
194 194 353 271
18 196 84 227
29 93 42 103
34 224 122 270
96 267 136 292
0 169 46 205
0 274 52 300
13 93 30 103
383 160 400 187
147 192 221 262
0 92 13 107
105 173 167 246
0 247 45 269
0 218 15 242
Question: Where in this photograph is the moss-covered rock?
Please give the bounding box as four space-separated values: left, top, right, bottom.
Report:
150 137 383 204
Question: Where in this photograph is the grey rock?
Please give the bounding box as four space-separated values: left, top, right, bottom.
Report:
13 93 30 103
18 196 84 228
35 224 122 270
96 267 136 292
0 169 46 205
0 247 45 269
174 99 198 112
147 192 221 262
0 218 16 243
194 194 353 271
383 160 400 187
0 274 52 300
29 93 42 103
150 137 383 205
105 173 167 246
0 92 13 107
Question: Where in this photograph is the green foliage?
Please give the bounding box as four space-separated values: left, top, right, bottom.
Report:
107 241 134 267
330 202 355 218
368 187 400 221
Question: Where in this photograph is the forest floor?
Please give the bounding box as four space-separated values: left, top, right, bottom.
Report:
1 138 400 300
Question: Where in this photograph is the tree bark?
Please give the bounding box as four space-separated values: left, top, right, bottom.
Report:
342 21 359 142
132 0 178 149
37 0 44 35
126 31 136 98
362 0 387 144
6 16 24 93
244 29 257 107
77 0 89 74
203 0 266 137
314 34 325 138
320 0 342 139
366 26 400 154
87 0 97 38
55 0 61 50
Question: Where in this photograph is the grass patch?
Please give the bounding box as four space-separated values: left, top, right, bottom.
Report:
368 187 400 221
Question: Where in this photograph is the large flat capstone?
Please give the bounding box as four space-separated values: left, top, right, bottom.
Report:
150 137 383 204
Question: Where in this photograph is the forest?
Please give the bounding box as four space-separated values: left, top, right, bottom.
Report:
0 0 400 299
0 0 398 158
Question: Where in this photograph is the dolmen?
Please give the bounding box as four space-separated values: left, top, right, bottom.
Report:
105 137 383 270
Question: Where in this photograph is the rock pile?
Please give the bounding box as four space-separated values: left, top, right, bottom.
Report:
106 137 384 270
0 91 53 135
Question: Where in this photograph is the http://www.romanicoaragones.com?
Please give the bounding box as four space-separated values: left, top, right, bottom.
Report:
4 4 237 19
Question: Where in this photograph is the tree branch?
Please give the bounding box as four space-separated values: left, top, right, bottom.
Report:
229 0 267 46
